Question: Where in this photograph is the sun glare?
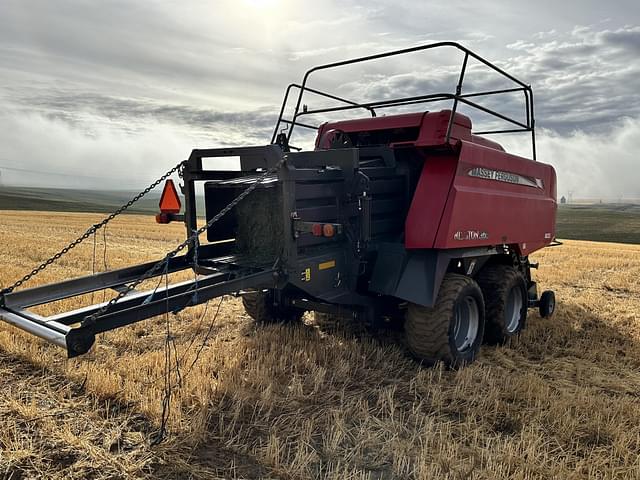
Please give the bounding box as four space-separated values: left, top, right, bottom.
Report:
244 0 279 9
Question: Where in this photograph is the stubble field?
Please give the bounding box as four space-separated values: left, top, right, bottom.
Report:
0 210 639 479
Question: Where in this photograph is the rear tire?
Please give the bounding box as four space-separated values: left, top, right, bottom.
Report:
539 290 556 318
242 291 303 324
476 265 528 344
404 273 485 367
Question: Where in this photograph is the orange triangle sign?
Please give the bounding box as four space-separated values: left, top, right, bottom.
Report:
159 179 181 214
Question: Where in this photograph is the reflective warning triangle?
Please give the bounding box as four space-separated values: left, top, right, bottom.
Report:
159 179 181 214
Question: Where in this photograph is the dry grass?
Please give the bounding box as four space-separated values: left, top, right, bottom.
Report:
0 210 639 479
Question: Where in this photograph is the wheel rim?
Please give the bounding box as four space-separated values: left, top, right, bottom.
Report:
453 296 480 352
547 295 555 315
505 285 524 333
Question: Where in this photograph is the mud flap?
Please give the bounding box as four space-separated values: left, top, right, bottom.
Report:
369 243 450 307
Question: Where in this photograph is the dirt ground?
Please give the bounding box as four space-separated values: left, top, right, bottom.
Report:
0 210 639 479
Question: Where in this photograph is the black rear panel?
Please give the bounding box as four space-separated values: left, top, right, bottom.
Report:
202 146 413 302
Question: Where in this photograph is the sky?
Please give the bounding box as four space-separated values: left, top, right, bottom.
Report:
0 0 639 199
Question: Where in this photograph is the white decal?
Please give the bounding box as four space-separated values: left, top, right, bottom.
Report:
454 230 489 241
467 259 477 275
468 167 543 189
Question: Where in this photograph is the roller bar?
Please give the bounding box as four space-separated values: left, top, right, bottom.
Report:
0 255 277 357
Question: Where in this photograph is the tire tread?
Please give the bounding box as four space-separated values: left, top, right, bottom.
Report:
242 292 302 324
405 274 483 366
476 264 526 344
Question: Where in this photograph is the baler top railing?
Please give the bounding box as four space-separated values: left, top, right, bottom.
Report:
272 83 378 135
272 41 536 160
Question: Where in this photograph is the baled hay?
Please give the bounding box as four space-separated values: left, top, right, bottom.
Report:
234 186 284 263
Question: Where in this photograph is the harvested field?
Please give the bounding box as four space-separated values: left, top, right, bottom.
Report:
0 210 639 479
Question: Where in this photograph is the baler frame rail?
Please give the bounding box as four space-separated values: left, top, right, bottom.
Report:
0 254 276 358
272 41 536 160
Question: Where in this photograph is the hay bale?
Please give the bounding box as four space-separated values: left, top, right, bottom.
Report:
234 187 284 263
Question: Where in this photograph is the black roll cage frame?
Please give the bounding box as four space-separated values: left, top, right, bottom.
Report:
271 41 537 160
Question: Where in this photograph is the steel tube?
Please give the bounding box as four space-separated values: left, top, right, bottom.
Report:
3 255 191 309
0 308 69 349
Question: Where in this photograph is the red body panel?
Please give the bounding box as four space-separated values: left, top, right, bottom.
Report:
412 110 472 147
404 153 459 248
407 141 557 255
316 112 426 140
317 109 557 256
316 110 474 149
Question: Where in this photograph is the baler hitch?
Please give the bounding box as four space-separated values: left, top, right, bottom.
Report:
0 255 276 357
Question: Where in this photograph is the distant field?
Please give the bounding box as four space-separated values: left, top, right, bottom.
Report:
0 186 159 214
1 187 638 245
0 186 209 216
557 204 640 244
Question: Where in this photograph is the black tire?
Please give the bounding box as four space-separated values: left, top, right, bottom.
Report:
404 273 485 367
242 291 303 324
476 264 528 345
539 290 556 318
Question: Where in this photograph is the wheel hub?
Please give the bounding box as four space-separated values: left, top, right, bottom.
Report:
453 296 480 352
505 285 523 333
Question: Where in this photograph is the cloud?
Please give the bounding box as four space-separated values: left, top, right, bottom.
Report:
500 118 640 200
0 108 206 189
503 25 640 133
9 91 278 142
3 98 637 200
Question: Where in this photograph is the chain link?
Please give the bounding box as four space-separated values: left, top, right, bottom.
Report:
1 161 186 296
82 159 284 326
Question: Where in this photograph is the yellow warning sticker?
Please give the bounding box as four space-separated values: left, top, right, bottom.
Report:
318 260 336 270
304 268 311 282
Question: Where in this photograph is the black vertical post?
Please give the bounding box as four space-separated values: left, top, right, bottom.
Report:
524 89 530 128
271 84 295 144
183 152 200 258
280 154 297 279
529 87 537 161
446 52 469 144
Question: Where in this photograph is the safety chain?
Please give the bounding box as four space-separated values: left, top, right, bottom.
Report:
0 161 186 296
82 159 284 327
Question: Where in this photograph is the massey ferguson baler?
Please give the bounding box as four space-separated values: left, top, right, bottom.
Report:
0 42 557 366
